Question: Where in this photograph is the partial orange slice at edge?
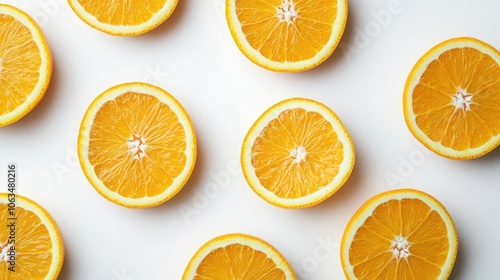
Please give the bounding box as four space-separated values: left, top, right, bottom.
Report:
182 233 296 280
68 0 179 36
226 0 348 72
0 193 64 279
341 188 458 280
0 4 52 127
403 37 500 159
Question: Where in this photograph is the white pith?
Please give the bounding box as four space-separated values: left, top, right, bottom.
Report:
277 0 298 24
451 87 473 111
127 134 147 160
290 145 307 164
391 235 411 259
0 241 11 262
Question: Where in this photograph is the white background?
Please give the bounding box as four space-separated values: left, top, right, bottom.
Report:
1 0 500 279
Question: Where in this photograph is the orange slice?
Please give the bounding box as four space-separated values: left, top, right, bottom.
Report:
241 97 355 208
68 0 179 36
403 37 500 159
341 189 458 280
0 4 52 127
0 193 64 279
182 233 296 279
226 0 348 72
77 82 197 208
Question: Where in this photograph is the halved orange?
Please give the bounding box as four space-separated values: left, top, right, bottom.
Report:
226 0 348 72
341 189 458 280
182 233 296 279
241 97 355 208
77 82 197 208
68 0 179 36
0 193 64 279
0 4 52 127
403 37 500 159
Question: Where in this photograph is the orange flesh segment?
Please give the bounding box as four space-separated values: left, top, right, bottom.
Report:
413 47 500 150
194 244 286 279
349 198 449 279
0 205 52 278
250 108 343 199
76 0 166 26
88 92 187 198
235 0 337 62
0 14 41 116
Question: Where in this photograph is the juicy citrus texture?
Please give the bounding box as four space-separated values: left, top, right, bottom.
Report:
182 233 296 280
0 4 52 127
226 0 348 71
341 189 458 280
68 0 179 36
78 82 196 208
0 193 64 279
241 98 355 208
403 37 500 159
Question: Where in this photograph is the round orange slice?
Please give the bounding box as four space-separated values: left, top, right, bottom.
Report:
241 97 355 208
341 189 458 280
0 4 52 127
0 193 64 279
68 0 179 36
77 82 197 208
403 37 500 159
182 233 296 279
226 0 348 72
